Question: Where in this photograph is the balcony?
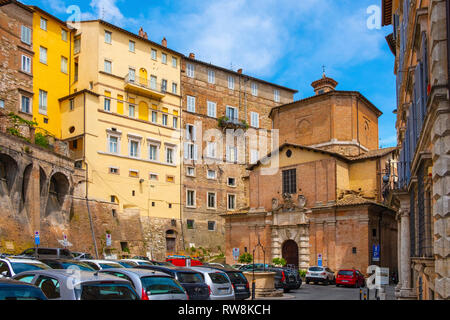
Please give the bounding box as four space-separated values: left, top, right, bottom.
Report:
124 74 166 100
218 116 249 130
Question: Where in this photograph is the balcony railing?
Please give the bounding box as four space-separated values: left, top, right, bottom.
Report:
124 74 166 99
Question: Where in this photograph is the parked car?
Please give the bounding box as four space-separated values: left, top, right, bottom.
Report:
336 269 365 288
239 263 273 271
72 252 94 260
190 267 235 300
202 263 234 269
39 259 96 272
197 265 250 300
99 268 188 300
120 259 154 267
150 260 175 266
0 258 51 278
131 256 150 261
116 260 139 268
134 265 210 300
166 256 203 267
267 267 298 293
16 248 73 260
80 260 124 270
305 266 336 285
283 267 302 289
231 264 246 270
0 279 48 300
13 269 139 300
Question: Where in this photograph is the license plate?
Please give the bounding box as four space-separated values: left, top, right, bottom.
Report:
219 287 228 291
341 280 348 283
236 285 245 290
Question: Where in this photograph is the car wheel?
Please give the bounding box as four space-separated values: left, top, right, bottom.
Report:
306 280 309 284
324 279 329 286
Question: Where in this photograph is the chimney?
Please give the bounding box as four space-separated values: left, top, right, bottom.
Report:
138 27 144 37
189 52 195 59
161 37 167 47
143 32 148 40
237 68 243 74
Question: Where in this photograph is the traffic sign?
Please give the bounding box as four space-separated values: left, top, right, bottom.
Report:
318 253 323 267
232 248 240 261
63 234 68 247
106 233 112 247
372 244 380 262
34 231 40 246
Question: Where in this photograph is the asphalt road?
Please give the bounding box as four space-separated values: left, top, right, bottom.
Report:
257 283 396 300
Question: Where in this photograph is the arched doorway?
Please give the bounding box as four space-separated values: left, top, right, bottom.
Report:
282 240 299 269
165 229 177 254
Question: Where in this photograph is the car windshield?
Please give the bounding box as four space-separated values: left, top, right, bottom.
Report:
118 261 136 268
137 261 153 266
338 270 354 276
226 272 247 284
99 263 123 269
61 262 95 272
141 276 185 295
177 272 203 284
309 267 324 272
0 286 47 300
11 262 50 274
209 272 229 284
79 283 138 300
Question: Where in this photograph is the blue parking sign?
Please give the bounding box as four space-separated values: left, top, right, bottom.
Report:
372 244 380 262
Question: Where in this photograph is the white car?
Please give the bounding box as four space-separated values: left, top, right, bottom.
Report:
79 260 124 270
305 266 335 285
190 267 235 300
0 258 51 278
120 259 154 267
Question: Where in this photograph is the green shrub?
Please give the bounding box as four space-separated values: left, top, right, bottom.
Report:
272 257 287 267
238 252 253 264
35 133 50 149
299 270 307 278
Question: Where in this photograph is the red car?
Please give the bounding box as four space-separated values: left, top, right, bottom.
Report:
335 269 365 288
166 256 203 267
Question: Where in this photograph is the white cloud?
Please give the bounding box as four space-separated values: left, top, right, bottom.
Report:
89 0 124 23
379 135 397 147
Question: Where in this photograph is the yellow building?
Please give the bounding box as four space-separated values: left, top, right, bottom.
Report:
59 20 183 259
30 6 74 138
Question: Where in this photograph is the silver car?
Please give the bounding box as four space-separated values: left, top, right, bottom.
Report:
12 269 139 300
80 259 124 270
0 258 51 278
305 266 336 285
190 267 235 300
99 268 188 300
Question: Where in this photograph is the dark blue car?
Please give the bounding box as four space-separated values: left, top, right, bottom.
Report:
135 265 210 300
0 279 47 300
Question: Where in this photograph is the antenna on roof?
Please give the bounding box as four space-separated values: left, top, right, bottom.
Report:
230 62 233 71
101 6 105 20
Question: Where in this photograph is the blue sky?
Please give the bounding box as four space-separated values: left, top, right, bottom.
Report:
24 0 397 147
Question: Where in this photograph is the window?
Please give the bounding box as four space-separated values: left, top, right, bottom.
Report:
206 141 216 158
187 96 196 112
207 101 216 118
148 143 159 161
40 17 47 31
104 60 113 73
226 106 238 123
162 114 168 126
186 124 196 141
250 149 259 164
208 70 215 84
74 62 79 81
282 169 297 194
274 89 280 102
208 221 216 231
207 170 216 180
109 167 119 174
40 47 47 64
128 139 140 158
187 219 195 229
186 167 195 176
151 111 157 123
172 82 177 94
74 38 81 54
228 194 236 210
0 99 4 109
149 173 158 181
185 142 197 161
151 49 157 60
104 98 111 112
166 146 174 164
108 136 119 154
251 83 258 96
21 26 31 45
150 75 157 90
61 56 68 74
129 40 135 52
186 63 195 78
69 99 75 111
21 55 31 73
186 190 195 207
161 79 168 92
251 112 259 128
110 195 116 203
162 53 167 64
128 104 135 118
36 276 61 299
207 192 216 209
129 170 139 178
227 177 236 187
105 30 112 44
21 95 31 113
128 68 135 82
172 57 177 68
61 29 68 41
228 76 235 90
226 146 238 163
173 117 178 128
39 90 47 115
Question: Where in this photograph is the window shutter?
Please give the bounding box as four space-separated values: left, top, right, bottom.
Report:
415 64 423 138
193 144 198 161
186 126 191 140
184 142 189 159
421 33 428 112
192 125 197 141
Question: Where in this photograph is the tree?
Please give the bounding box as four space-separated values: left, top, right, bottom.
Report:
238 252 253 264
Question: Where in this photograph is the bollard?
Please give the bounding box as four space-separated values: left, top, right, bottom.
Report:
359 288 362 300
367 289 370 300
363 291 367 300
252 281 256 300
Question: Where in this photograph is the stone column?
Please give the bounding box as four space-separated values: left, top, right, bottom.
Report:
399 208 413 297
396 214 402 294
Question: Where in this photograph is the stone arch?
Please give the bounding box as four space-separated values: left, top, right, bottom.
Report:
0 153 19 195
45 171 70 220
20 163 33 210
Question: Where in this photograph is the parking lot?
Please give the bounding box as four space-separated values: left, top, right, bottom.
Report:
257 283 397 300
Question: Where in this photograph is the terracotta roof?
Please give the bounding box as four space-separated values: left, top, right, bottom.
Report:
311 76 338 89
28 5 71 28
346 147 397 161
385 33 396 56
0 0 34 12
58 89 99 102
335 194 393 210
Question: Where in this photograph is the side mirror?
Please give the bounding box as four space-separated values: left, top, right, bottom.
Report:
1 271 9 278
